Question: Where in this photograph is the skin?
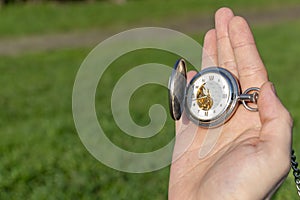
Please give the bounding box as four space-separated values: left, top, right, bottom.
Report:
168 7 293 200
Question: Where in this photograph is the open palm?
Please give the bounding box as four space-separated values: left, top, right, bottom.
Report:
168 8 292 200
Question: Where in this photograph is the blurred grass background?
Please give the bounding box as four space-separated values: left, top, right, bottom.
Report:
1 0 300 199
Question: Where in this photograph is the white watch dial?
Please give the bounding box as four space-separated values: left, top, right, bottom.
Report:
185 63 243 127
186 71 232 122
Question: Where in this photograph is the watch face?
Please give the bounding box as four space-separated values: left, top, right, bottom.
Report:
185 67 240 128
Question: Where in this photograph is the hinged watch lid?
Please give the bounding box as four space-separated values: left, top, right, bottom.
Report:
168 58 187 120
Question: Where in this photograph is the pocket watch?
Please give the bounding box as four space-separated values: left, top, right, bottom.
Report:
168 58 260 128
168 59 300 196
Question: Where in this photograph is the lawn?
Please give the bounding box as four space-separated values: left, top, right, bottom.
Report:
1 1 300 199
0 0 299 37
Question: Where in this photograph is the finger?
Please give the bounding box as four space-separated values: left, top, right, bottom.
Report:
215 7 238 76
258 82 293 153
201 29 217 69
175 71 197 133
229 16 268 91
186 71 197 87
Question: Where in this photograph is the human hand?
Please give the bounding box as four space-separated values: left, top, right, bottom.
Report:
168 7 293 200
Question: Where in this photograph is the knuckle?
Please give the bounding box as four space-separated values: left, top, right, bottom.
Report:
239 64 266 79
220 60 237 72
233 40 255 49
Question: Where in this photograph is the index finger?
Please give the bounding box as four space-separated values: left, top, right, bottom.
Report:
228 16 268 91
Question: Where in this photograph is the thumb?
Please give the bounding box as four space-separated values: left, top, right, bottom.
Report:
258 81 292 148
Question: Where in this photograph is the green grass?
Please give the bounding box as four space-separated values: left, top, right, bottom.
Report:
1 1 300 199
0 48 172 199
0 0 299 37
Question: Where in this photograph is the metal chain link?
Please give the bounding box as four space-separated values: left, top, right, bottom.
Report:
291 149 300 196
